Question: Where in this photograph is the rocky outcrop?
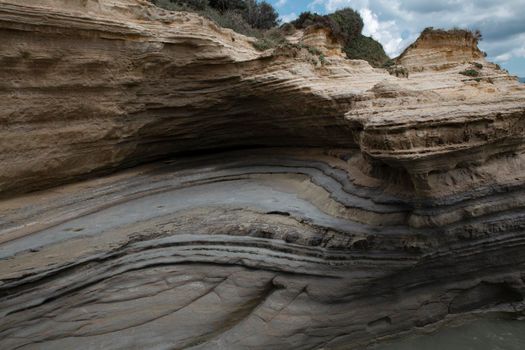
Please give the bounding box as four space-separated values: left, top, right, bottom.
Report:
0 0 373 196
397 28 485 71
1 1 525 349
301 27 346 57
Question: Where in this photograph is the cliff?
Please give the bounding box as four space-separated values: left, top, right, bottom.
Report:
1 1 525 349
396 27 485 71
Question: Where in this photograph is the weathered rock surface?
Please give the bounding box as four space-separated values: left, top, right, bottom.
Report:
396 28 485 71
1 1 525 349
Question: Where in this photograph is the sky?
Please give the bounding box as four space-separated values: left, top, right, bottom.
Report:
270 0 525 77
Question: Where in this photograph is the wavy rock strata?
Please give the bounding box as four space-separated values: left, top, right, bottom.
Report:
1 1 525 349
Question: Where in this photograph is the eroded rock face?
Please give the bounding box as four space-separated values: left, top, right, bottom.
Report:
301 27 346 57
0 0 374 195
1 1 525 349
396 28 485 71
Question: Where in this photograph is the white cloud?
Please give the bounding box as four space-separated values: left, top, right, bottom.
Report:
276 0 287 7
280 12 298 23
495 53 512 62
516 47 525 57
307 0 326 11
308 0 369 12
493 38 525 64
360 8 406 56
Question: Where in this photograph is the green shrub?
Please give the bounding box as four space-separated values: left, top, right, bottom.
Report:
280 22 296 35
472 62 483 69
459 69 480 77
291 12 324 29
344 34 389 67
383 59 395 68
318 53 326 65
253 27 287 51
150 0 181 11
203 8 259 37
421 27 483 44
329 8 363 42
151 0 206 10
243 0 279 30
150 0 279 33
253 38 274 51
208 0 246 12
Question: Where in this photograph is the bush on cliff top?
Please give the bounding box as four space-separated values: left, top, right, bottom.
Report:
150 1 389 67
344 34 389 67
151 0 287 51
292 8 389 67
459 69 480 77
150 0 279 31
421 27 483 43
292 9 363 44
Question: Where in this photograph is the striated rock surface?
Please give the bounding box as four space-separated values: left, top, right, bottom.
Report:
396 28 485 71
1 1 525 349
300 27 346 58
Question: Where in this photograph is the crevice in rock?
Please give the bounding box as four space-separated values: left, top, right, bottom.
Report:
449 282 523 314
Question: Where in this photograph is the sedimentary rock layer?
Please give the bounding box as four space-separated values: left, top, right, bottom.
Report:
0 0 370 195
1 149 525 349
2 0 522 197
1 1 525 349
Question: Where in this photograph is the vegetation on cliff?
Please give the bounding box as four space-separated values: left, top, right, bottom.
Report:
150 0 286 49
459 69 480 77
292 9 389 67
150 1 389 66
420 27 483 42
150 0 278 34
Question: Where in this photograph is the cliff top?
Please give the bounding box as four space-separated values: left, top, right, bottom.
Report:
396 27 485 71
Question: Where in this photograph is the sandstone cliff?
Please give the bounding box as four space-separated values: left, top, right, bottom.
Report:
397 27 485 71
1 1 525 349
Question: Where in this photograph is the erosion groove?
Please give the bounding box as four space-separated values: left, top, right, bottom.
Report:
1 1 525 349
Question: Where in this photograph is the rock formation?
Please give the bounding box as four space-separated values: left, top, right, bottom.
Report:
396 27 485 71
1 0 525 349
